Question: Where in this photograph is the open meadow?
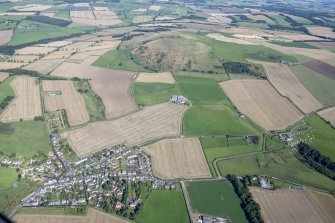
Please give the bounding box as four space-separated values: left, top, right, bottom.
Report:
0 76 42 122
220 80 303 130
187 180 248 223
142 138 211 179
250 188 334 223
61 102 187 157
0 167 17 190
42 80 89 126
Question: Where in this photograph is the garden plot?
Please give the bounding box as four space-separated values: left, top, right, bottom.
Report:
61 102 187 157
220 80 304 130
0 76 42 122
142 138 211 179
42 80 89 126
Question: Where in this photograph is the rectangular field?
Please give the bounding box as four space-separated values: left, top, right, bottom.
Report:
303 60 335 80
136 72 175 84
307 26 335 39
261 62 323 114
250 188 334 223
318 107 335 127
14 208 130 223
61 102 187 157
0 72 9 82
24 59 63 74
42 80 89 126
220 80 304 130
0 30 13 46
0 76 42 122
51 62 137 119
142 138 211 179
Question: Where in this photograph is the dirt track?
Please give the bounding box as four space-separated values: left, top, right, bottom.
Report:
61 102 187 157
142 138 211 179
0 76 42 122
42 80 89 126
250 188 334 223
261 62 323 114
220 80 303 131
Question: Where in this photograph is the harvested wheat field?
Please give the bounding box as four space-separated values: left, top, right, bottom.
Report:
42 80 89 126
14 208 130 223
307 26 335 39
51 62 137 119
0 76 42 122
37 41 72 48
207 33 257 45
220 80 303 130
250 188 334 223
0 30 13 46
142 138 211 179
15 46 55 55
136 72 176 84
61 102 187 157
24 59 63 74
133 15 153 23
0 72 9 82
0 62 26 69
148 5 160 11
9 55 39 63
43 51 74 59
303 60 335 80
318 107 335 127
261 62 322 113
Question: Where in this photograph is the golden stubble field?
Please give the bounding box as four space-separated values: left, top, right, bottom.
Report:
42 80 89 126
220 80 304 131
318 107 335 127
135 72 176 84
142 138 211 180
14 208 130 223
61 102 187 157
260 62 323 114
250 188 335 223
51 62 137 119
0 76 42 122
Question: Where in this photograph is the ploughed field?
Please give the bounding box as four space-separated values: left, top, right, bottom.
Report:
61 102 187 157
142 138 211 179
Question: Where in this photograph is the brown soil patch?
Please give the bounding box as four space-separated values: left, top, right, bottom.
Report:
318 107 335 127
303 60 335 80
261 62 323 114
136 72 175 84
14 208 130 223
61 102 187 157
142 138 211 179
42 80 89 126
0 76 42 122
251 188 334 223
0 30 13 46
51 62 137 119
220 80 304 131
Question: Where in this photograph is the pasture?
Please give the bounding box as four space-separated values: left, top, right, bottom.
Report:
291 65 335 106
0 167 17 190
42 80 89 126
217 148 335 192
136 189 189 223
142 138 211 179
61 102 187 157
0 76 14 102
0 76 42 122
220 80 304 131
0 121 50 158
261 62 322 114
251 188 334 223
187 180 248 223
176 76 260 136
132 82 181 105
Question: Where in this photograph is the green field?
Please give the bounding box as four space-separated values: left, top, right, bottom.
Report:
132 82 182 105
291 65 335 107
0 167 17 190
176 76 260 136
0 76 14 103
9 20 93 46
217 148 335 192
0 121 50 158
93 49 149 72
136 189 189 223
187 181 248 223
0 180 39 214
271 41 318 49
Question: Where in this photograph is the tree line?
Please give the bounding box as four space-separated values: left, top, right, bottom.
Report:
223 61 266 79
297 142 335 180
0 96 14 110
26 16 71 27
227 174 264 223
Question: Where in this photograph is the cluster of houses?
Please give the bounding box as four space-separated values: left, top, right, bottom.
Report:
170 95 188 105
274 133 293 142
